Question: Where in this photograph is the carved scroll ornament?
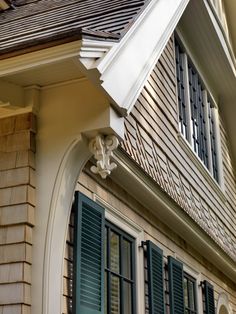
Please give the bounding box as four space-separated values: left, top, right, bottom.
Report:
89 134 119 179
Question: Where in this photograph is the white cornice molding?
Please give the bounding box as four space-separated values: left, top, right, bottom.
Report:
78 0 190 116
0 41 82 77
79 40 115 70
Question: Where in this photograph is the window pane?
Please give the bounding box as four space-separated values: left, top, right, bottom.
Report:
122 239 131 279
208 101 218 182
184 277 188 307
105 222 135 314
124 280 132 314
189 281 195 310
175 40 188 140
188 65 208 167
110 231 120 273
184 273 197 314
111 275 120 314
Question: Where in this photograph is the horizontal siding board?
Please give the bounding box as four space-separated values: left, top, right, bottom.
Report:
126 111 236 233
122 36 236 259
148 70 178 118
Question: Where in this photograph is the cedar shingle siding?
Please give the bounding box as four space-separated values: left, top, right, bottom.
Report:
121 36 236 261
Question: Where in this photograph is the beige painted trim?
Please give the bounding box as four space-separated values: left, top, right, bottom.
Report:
0 41 82 77
0 106 34 119
112 150 236 282
41 135 91 314
205 0 236 71
40 77 88 90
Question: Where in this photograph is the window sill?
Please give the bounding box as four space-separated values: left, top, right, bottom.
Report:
178 133 227 204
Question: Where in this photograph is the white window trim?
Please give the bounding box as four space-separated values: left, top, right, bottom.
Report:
175 33 225 194
178 133 226 203
93 194 145 314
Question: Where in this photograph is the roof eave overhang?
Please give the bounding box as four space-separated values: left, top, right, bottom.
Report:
79 0 236 166
78 0 190 116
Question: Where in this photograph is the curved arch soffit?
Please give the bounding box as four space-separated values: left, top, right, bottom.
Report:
42 135 91 314
217 293 232 314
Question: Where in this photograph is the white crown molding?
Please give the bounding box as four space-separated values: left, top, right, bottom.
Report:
78 0 190 116
79 40 115 70
0 41 82 77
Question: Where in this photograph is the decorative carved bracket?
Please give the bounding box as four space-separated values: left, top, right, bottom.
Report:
89 134 119 179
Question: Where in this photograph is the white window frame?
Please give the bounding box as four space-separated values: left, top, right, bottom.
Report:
93 193 145 314
175 33 225 194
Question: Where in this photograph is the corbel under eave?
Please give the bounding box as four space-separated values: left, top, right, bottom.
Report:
89 134 119 179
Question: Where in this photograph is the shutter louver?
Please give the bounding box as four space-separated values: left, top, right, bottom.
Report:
204 280 216 314
74 192 105 314
168 256 184 314
146 241 165 314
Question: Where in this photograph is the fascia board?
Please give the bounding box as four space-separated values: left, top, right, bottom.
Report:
79 0 190 116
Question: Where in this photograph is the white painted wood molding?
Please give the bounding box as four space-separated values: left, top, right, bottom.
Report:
79 0 190 116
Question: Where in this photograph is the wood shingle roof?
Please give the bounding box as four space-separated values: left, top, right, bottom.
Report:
0 0 151 56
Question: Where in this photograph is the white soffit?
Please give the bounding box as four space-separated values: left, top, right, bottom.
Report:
79 0 190 116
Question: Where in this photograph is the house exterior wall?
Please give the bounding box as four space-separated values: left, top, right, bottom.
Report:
0 113 36 314
121 35 236 261
0 3 235 313
61 33 236 314
30 78 117 314
63 168 236 313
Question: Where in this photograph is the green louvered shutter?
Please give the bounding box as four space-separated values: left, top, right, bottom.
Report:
168 256 184 314
203 280 216 314
73 192 105 314
147 241 165 314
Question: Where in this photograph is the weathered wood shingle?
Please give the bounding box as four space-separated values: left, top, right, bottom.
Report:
0 0 151 56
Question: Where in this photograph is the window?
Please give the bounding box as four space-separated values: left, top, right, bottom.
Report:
73 192 137 314
105 221 136 314
184 273 197 314
175 37 220 182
